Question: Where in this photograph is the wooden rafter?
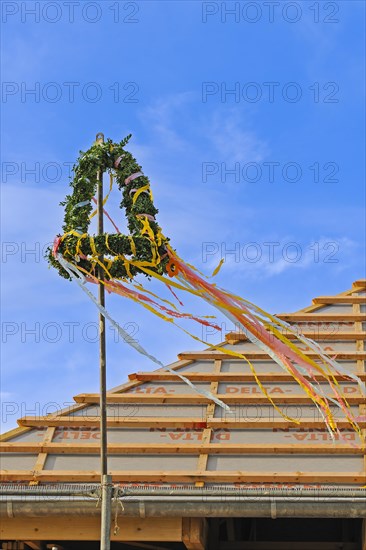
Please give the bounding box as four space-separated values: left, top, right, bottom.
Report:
195 360 221 486
28 426 55 486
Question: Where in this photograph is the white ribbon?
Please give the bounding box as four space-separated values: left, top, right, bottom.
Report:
57 254 231 412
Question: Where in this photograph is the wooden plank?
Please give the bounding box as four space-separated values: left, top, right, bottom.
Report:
73 393 366 405
2 442 363 455
0 516 182 542
17 416 208 429
182 518 207 550
312 296 366 304
17 416 366 430
225 331 366 343
130 372 366 382
277 314 365 322
177 351 366 361
0 470 365 483
209 419 366 429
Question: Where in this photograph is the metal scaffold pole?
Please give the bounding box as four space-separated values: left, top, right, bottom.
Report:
95 132 112 550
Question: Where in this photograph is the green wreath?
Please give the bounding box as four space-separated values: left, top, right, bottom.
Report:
47 134 170 280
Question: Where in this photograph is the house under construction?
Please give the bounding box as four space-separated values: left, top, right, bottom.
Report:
1 279 365 549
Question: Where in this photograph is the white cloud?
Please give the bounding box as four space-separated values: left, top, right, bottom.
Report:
204 236 360 280
142 92 195 149
208 110 269 164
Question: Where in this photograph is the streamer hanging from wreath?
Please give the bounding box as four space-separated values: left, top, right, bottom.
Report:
48 134 365 441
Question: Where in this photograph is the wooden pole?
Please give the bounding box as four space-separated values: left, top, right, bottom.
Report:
95 132 112 550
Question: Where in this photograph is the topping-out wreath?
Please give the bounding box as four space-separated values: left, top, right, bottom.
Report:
48 134 170 280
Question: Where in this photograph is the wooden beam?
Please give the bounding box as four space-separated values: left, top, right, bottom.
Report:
312 296 366 304
17 416 207 428
208 418 366 429
225 331 366 343
2 442 363 455
17 416 366 430
73 393 366 405
130 372 366 382
276 314 365 322
177 351 366 361
182 518 207 550
1 516 182 542
0 470 364 483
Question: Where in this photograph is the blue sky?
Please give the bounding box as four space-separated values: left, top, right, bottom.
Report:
1 1 365 430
